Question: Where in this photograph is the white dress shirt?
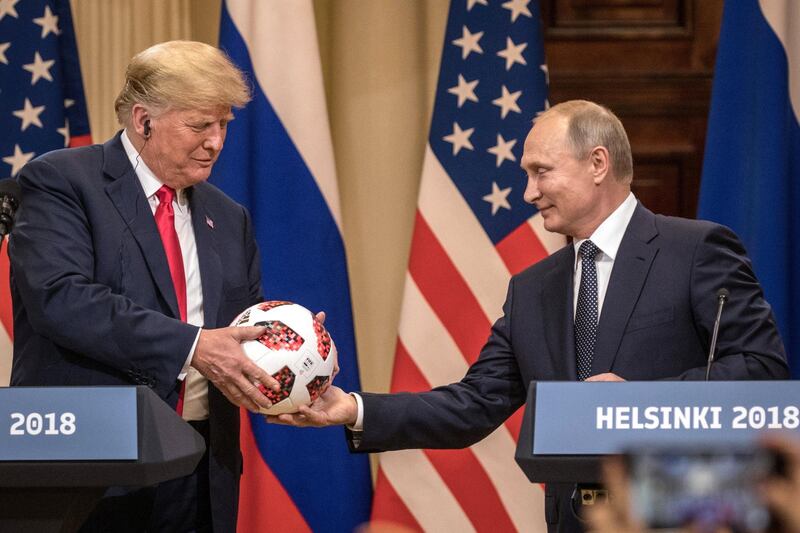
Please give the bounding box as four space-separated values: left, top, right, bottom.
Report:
572 192 638 320
121 130 208 421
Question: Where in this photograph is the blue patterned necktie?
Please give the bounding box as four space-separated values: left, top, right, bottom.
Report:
575 240 601 381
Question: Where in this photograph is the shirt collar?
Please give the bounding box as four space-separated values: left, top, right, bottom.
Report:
120 129 187 206
573 192 637 269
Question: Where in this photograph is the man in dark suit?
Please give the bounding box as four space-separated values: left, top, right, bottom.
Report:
272 100 789 532
10 41 281 532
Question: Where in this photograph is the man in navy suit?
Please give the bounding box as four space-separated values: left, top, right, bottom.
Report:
272 100 789 532
10 41 281 532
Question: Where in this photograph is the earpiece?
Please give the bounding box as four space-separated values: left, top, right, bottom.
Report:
143 119 151 138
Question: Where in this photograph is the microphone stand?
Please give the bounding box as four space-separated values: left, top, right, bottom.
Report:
705 288 729 381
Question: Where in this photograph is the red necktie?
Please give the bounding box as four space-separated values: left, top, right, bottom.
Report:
154 185 188 414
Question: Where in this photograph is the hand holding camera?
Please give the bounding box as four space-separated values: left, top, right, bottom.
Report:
585 434 800 533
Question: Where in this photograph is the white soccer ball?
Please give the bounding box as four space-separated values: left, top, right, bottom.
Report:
231 301 337 415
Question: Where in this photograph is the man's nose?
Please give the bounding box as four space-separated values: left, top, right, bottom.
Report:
523 176 540 204
205 126 224 152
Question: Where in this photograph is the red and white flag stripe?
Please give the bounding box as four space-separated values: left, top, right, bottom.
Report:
1 242 12 386
371 144 563 532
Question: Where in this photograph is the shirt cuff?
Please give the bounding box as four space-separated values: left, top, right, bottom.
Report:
178 327 202 381
347 392 364 431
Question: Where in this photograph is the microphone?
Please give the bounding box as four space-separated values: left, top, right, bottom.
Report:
705 287 729 381
0 178 21 239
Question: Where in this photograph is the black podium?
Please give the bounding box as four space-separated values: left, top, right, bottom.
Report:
0 386 205 533
514 383 602 484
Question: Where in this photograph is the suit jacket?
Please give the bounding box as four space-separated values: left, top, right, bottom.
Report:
353 204 788 532
10 133 262 532
355 203 788 448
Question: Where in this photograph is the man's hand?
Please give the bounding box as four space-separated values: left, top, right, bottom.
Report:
267 386 357 427
760 433 800 532
585 456 645 533
585 372 626 382
191 325 280 412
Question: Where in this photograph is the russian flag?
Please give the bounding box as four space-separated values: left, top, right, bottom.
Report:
698 0 800 376
215 2 373 531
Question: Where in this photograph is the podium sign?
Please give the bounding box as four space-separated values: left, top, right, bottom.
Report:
533 381 800 455
1 386 203 532
515 381 800 484
0 387 138 461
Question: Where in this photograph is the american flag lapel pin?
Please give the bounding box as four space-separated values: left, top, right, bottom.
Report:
205 215 214 229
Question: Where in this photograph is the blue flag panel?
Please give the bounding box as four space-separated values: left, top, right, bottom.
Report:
698 0 800 377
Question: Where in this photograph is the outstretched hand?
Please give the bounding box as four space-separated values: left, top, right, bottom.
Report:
191 325 280 412
267 386 358 427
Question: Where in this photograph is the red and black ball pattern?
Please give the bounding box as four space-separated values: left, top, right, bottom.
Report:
254 320 304 351
258 301 292 312
257 365 296 403
306 375 330 402
313 318 332 361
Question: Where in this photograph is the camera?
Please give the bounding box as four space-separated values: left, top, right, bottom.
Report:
627 447 778 531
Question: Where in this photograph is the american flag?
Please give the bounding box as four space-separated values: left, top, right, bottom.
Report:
370 1 563 531
0 0 91 385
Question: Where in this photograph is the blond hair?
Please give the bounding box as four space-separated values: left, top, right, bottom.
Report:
538 100 633 183
114 40 251 126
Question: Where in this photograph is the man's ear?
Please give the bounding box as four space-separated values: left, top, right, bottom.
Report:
131 104 150 139
590 146 610 184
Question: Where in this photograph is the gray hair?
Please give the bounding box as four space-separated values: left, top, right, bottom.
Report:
537 100 633 183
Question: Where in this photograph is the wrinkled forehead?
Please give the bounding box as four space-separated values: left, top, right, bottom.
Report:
168 105 234 123
179 105 233 120
522 115 569 162
530 113 569 142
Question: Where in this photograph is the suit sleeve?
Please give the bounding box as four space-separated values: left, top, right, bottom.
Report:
11 157 199 398
354 279 527 452
675 224 788 380
242 205 264 307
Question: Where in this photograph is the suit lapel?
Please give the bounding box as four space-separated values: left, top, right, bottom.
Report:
591 204 659 375
542 247 578 380
189 184 222 328
103 134 182 319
